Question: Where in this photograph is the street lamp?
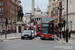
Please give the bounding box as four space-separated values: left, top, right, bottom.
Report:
66 0 68 43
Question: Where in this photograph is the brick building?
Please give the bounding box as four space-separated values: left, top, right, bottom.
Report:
52 1 62 25
0 0 19 33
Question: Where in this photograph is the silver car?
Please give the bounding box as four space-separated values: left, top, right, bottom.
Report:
21 30 35 40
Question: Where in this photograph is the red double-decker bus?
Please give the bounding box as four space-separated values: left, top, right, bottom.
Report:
33 21 37 31
33 21 41 36
40 17 55 40
37 21 41 36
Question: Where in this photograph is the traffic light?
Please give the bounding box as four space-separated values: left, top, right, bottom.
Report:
63 20 65 26
58 23 63 28
6 18 8 25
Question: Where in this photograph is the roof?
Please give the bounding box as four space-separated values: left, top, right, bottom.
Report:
34 6 41 12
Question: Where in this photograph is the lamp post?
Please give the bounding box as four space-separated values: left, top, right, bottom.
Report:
71 21 72 33
63 20 65 40
5 18 8 39
66 0 68 43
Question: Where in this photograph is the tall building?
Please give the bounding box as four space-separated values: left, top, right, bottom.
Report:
0 0 19 33
48 0 56 17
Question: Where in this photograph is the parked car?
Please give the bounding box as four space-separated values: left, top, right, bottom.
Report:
31 30 37 37
21 30 35 40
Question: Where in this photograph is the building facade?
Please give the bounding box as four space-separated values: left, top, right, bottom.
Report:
51 0 75 32
52 0 62 25
62 0 75 32
48 0 56 17
0 0 19 33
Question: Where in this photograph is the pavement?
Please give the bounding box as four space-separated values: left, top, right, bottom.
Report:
0 33 20 42
54 34 75 44
71 34 75 38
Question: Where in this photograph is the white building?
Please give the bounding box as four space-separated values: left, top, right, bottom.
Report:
34 6 42 15
62 0 75 31
23 7 48 26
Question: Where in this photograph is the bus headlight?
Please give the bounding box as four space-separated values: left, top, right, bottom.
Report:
51 35 54 38
41 35 44 37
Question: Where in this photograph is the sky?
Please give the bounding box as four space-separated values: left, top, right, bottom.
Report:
20 0 49 14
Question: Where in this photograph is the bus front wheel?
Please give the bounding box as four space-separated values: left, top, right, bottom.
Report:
40 36 44 40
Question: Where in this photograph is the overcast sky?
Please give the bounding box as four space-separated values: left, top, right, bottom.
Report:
20 0 49 14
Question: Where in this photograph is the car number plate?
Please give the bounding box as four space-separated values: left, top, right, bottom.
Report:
46 38 49 39
25 36 28 37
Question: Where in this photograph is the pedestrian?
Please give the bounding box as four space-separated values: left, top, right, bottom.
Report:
69 32 71 39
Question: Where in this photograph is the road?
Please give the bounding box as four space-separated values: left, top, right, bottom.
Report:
0 37 75 50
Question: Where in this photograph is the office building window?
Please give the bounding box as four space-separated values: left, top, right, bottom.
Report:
0 2 3 6
0 8 3 12
0 14 3 18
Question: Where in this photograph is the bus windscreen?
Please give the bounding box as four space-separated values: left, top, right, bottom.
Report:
41 18 54 34
42 18 54 23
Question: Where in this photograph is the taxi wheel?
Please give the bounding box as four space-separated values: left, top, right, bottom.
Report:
30 36 32 40
21 37 24 39
40 36 43 40
40 38 44 40
30 38 32 40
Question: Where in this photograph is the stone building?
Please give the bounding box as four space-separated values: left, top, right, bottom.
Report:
62 0 75 32
0 0 20 33
48 0 56 17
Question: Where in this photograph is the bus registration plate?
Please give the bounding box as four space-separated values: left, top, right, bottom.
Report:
46 38 49 39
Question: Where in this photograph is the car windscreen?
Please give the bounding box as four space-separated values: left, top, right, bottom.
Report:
23 31 31 33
